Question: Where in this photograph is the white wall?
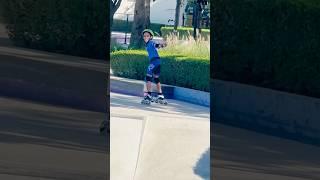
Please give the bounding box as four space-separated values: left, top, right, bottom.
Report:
114 0 186 25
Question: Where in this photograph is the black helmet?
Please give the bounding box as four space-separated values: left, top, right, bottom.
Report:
142 29 154 37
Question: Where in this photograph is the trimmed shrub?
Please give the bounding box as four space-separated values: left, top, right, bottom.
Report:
161 26 210 40
1 0 107 59
111 50 210 92
213 0 320 98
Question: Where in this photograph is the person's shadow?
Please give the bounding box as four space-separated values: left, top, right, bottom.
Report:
194 148 210 180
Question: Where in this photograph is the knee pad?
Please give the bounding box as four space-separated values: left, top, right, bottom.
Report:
145 75 152 82
154 77 160 84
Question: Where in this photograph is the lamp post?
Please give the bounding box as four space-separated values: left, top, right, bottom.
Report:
192 1 198 40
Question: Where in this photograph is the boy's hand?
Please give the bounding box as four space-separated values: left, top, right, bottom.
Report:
155 43 165 49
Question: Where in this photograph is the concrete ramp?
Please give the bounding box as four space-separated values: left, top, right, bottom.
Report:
110 115 146 180
110 92 210 180
134 117 210 180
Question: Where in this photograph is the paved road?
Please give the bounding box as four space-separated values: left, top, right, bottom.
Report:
0 97 108 180
110 92 210 180
212 123 320 180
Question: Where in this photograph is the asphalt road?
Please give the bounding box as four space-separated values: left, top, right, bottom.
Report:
212 123 320 180
0 96 108 180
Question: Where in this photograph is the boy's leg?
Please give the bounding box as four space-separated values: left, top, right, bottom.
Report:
146 80 152 93
153 65 164 99
154 75 162 94
156 82 162 94
145 63 154 98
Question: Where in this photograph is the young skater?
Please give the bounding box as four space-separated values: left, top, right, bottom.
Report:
141 29 167 105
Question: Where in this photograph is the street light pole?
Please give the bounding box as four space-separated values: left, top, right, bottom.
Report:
193 1 198 40
124 14 129 44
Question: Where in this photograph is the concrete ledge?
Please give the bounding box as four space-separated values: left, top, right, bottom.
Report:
213 79 320 145
174 86 210 107
111 76 210 107
110 76 174 98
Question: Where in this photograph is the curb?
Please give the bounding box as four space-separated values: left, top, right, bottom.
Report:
173 86 210 107
110 76 210 107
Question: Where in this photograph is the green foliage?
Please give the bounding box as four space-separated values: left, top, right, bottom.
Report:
161 26 210 40
213 0 320 98
110 38 128 52
111 50 210 92
164 33 210 59
1 0 107 59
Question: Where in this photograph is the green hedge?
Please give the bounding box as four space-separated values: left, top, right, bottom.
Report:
1 0 107 59
213 0 320 98
112 19 164 36
161 26 210 40
111 50 209 92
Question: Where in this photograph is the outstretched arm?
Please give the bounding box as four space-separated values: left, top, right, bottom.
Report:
154 41 166 49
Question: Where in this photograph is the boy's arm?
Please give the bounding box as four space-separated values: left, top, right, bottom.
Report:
155 43 160 48
153 41 165 49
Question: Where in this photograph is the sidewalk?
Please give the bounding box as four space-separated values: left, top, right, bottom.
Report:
110 92 210 180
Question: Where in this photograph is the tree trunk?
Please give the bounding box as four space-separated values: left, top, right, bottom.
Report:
110 0 122 28
130 0 146 48
174 0 182 31
145 0 150 29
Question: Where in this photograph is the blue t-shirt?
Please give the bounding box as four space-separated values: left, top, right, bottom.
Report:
146 40 160 61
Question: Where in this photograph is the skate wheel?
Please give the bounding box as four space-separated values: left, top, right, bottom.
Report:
141 100 151 105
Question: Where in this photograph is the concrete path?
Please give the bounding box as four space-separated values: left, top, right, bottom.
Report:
0 96 108 180
212 123 320 180
110 92 210 180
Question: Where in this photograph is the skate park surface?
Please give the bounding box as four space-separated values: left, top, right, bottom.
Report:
110 92 210 180
111 91 320 180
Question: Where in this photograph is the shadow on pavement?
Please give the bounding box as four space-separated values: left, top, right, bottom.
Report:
110 93 209 120
212 123 320 180
194 148 210 180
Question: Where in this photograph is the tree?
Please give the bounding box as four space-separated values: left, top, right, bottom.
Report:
110 0 122 27
145 0 150 29
174 0 182 32
130 0 148 48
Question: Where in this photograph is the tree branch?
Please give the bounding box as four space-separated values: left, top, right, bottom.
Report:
115 0 122 9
